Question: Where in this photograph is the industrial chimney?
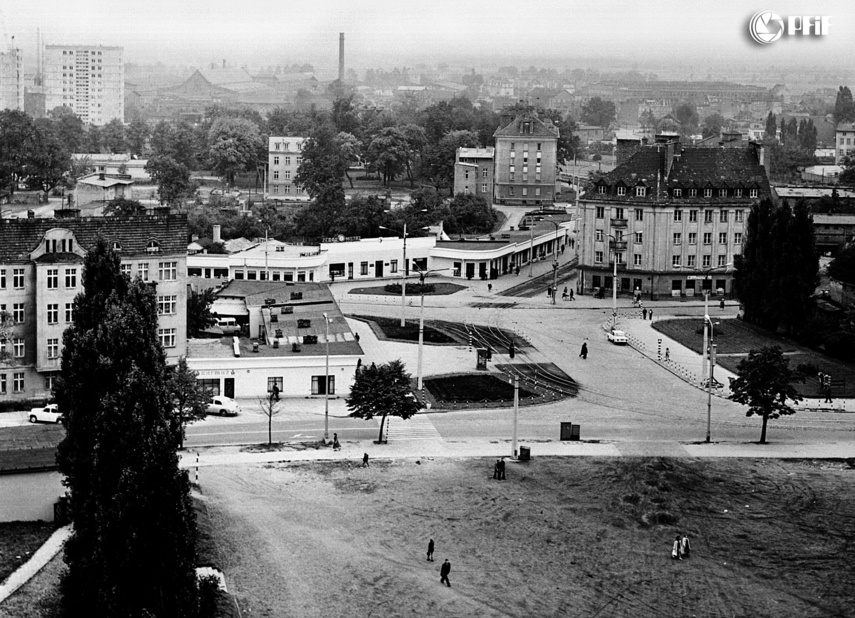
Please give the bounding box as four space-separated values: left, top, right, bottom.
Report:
339 33 345 83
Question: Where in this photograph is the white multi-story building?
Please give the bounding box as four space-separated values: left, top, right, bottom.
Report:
0 45 24 111
836 123 855 165
43 45 123 125
267 136 309 201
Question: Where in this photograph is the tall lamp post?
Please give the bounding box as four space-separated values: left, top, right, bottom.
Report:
545 218 564 305
704 315 719 443
607 233 619 329
414 266 451 392
679 263 732 385
380 213 427 327
322 312 330 443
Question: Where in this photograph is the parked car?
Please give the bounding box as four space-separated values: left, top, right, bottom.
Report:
607 329 628 345
206 396 240 417
29 404 63 424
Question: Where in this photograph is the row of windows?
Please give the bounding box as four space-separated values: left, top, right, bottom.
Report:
508 142 542 152
594 252 731 269
271 184 305 194
6 337 62 360
0 373 26 394
271 156 302 166
272 170 291 180
2 262 177 291
597 186 758 199
272 142 302 152
462 184 490 194
595 207 745 223
157 295 177 315
509 173 541 182
233 270 313 282
2 301 76 325
508 187 542 197
44 268 78 289
595 231 743 245
463 169 490 179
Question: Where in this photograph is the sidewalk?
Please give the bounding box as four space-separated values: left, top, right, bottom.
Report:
0 525 71 604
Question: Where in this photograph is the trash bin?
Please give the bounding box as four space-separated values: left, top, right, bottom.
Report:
560 422 573 441
518 446 531 461
570 424 581 441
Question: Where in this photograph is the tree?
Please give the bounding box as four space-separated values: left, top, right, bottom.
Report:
833 86 855 125
423 130 478 195
27 118 71 197
101 118 127 154
126 117 150 157
0 109 35 196
702 113 727 138
446 193 497 235
81 123 102 154
347 360 420 443
294 126 347 200
187 288 217 337
672 102 699 137
55 239 198 617
366 127 410 187
167 357 209 449
840 156 855 186
48 106 85 153
541 109 580 164
336 131 362 189
764 112 777 142
258 392 281 446
103 197 147 216
146 155 191 207
729 346 803 444
828 242 855 285
207 116 263 186
580 97 616 131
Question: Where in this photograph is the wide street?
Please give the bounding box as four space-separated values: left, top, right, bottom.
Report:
184 267 855 454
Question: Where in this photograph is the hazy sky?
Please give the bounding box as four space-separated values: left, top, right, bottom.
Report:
2 0 854 75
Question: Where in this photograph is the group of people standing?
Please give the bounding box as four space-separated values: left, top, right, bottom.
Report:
492 458 506 480
671 534 691 560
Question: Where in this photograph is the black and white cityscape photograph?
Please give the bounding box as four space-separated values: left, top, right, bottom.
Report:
1 0 854 616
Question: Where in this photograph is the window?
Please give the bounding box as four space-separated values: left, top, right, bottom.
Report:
522 188 528 196
634 254 642 266
596 230 604 241
0 269 4 288
120 264 132 277
272 185 279 194
284 170 291 180
390 260 398 274
598 185 605 194
689 189 697 197
273 156 279 165
735 210 744 222
718 255 728 267
673 233 682 245
635 209 643 221
636 186 646 197
703 233 712 245
65 268 77 288
718 232 727 244
509 172 515 181
614 230 624 242
48 339 59 359
734 232 743 244
735 188 743 197
158 328 176 348
673 188 682 197
595 251 604 264
296 157 302 166
47 269 58 289
688 232 697 245
13 303 24 323
615 252 624 264
537 142 541 151
45 375 57 391
702 255 711 268
672 255 681 267
0 374 5 394
720 210 728 223
112 241 122 252
13 339 24 358
65 303 75 323
749 189 758 198
13 373 24 393
284 156 291 165
596 207 604 219
157 295 177 315
14 268 24 288
482 184 488 193
687 255 696 267
535 188 541 196
719 189 727 197
312 375 336 395
614 208 624 220
704 210 714 223
634 232 643 244
522 174 528 182
146 240 160 254
158 262 177 281
673 210 682 222
360 262 369 275
704 188 712 198
689 210 698 222
509 187 514 196
482 168 488 178
47 304 59 324
617 186 626 196
273 170 280 180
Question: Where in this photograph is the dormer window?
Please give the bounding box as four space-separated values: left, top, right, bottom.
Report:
749 189 758 198
522 122 532 135
146 240 160 254
636 187 646 197
689 189 698 197
598 185 605 194
617 186 626 196
704 188 713 198
719 189 727 197
673 188 682 197
735 188 743 197
112 242 122 252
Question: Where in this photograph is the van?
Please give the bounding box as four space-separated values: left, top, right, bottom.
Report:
216 317 238 334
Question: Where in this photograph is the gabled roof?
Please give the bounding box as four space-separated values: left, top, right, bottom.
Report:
493 113 559 139
197 67 255 86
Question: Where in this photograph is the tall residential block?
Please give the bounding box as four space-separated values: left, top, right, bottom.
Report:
0 45 24 111
267 137 309 201
493 110 559 205
43 45 124 125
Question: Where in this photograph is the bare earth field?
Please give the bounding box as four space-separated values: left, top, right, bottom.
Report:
201 457 855 618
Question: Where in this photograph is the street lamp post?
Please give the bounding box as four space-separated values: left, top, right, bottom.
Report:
607 233 618 329
545 218 563 305
380 214 427 327
323 312 330 443
704 316 719 443
414 266 451 392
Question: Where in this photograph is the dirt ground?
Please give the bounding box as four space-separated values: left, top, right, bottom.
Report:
200 457 855 618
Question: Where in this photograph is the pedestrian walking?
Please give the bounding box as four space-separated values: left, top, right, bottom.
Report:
664 348 670 362
642 308 648 320
824 374 833 403
333 433 341 451
579 342 588 359
547 286 552 298
562 286 569 301
671 535 682 560
354 332 360 343
498 457 506 480
362 453 370 467
271 384 280 401
818 372 825 390
569 288 574 300
440 559 451 586
488 283 492 293
719 298 725 311
680 535 691 558
427 539 434 562
649 309 653 321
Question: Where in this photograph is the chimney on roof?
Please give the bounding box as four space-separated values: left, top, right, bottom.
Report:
213 224 222 244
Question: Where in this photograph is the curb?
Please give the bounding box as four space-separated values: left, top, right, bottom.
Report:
0 525 71 604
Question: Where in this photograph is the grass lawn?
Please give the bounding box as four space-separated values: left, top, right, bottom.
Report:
200 457 855 617
0 521 55 584
424 373 536 403
654 318 855 397
351 315 457 344
348 282 467 297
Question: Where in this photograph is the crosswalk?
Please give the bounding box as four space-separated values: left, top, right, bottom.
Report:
384 413 443 441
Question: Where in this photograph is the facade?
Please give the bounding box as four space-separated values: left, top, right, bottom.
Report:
187 281 362 399
267 137 309 201
72 154 152 182
0 45 24 111
835 123 855 165
0 214 188 405
453 147 494 198
74 173 134 207
577 141 771 299
43 45 124 125
493 111 559 205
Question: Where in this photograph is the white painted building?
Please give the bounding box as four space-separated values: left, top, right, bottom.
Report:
43 45 124 125
835 123 855 165
267 136 309 201
72 154 151 182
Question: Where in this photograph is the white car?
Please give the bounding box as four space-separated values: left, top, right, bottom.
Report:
607 329 628 345
206 396 240 417
29 404 63 424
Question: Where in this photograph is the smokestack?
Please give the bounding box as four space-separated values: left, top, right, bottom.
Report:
339 33 344 83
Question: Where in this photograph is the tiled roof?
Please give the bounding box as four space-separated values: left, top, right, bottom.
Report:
837 123 855 132
494 113 559 139
0 214 188 262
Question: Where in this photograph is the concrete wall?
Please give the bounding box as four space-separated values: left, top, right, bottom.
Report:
0 471 64 522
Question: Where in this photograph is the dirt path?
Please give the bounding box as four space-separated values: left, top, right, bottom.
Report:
200 457 855 618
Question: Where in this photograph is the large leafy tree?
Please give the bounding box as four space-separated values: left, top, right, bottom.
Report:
101 118 127 154
28 118 71 197
0 109 36 196
187 288 217 337
103 197 147 216
672 102 699 137
729 346 803 444
207 116 263 186
294 126 347 200
48 106 85 154
833 86 855 125
55 239 198 617
764 112 777 141
126 117 150 157
446 193 497 235
702 113 727 138
828 242 855 284
580 97 616 131
146 155 192 207
366 126 410 187
167 357 209 449
423 129 479 196
347 360 420 443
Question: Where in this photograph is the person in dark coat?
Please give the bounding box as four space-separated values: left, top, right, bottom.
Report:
493 459 501 479
332 433 341 451
440 559 451 586
362 453 369 467
498 457 506 480
427 539 434 562
579 342 588 359
642 308 648 320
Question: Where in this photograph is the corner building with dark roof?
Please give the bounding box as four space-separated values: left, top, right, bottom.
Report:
0 214 188 405
577 139 771 300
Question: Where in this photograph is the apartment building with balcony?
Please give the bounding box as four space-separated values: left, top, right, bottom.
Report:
267 136 309 202
43 45 123 125
577 139 771 299
0 214 188 405
493 111 559 205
